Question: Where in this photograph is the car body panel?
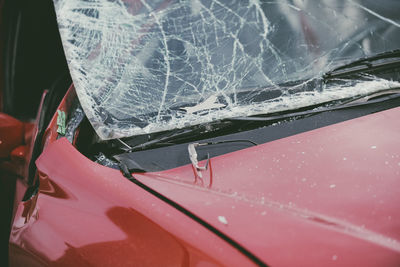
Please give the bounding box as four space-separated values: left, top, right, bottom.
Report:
8 85 257 266
9 142 255 266
131 107 400 266
8 99 400 266
0 113 24 158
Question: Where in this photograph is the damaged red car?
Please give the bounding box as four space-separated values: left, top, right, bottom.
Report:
1 0 400 266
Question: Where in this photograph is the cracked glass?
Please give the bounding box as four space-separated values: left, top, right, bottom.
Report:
53 0 400 140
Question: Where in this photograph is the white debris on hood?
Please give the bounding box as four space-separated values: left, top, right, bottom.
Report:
53 0 400 139
218 215 228 225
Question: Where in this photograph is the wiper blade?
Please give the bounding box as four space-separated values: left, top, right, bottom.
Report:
114 88 400 153
117 128 198 152
228 88 400 122
323 49 400 80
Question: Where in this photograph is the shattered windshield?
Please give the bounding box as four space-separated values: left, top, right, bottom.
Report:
53 0 400 140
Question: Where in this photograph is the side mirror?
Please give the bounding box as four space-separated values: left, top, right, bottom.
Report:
0 113 24 159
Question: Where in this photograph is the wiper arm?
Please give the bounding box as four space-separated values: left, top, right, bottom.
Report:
323 49 400 80
117 128 198 152
117 121 234 153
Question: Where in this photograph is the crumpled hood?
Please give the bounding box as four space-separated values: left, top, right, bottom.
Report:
135 107 400 266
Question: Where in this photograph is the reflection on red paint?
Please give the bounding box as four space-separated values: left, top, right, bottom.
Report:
9 138 256 267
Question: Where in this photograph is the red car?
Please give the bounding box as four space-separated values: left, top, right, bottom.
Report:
1 0 400 266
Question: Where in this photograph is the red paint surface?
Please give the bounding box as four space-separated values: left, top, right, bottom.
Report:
9 138 255 266
0 113 24 159
8 87 400 266
133 107 400 266
8 86 255 266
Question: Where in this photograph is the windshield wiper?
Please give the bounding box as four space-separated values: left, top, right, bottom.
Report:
116 121 235 153
228 88 400 122
113 88 400 154
323 49 400 80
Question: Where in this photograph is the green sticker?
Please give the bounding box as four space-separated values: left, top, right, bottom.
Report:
57 110 66 135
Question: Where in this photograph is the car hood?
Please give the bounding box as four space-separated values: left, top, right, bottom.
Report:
134 107 400 266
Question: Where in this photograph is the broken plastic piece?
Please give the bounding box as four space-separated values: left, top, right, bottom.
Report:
188 142 210 178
